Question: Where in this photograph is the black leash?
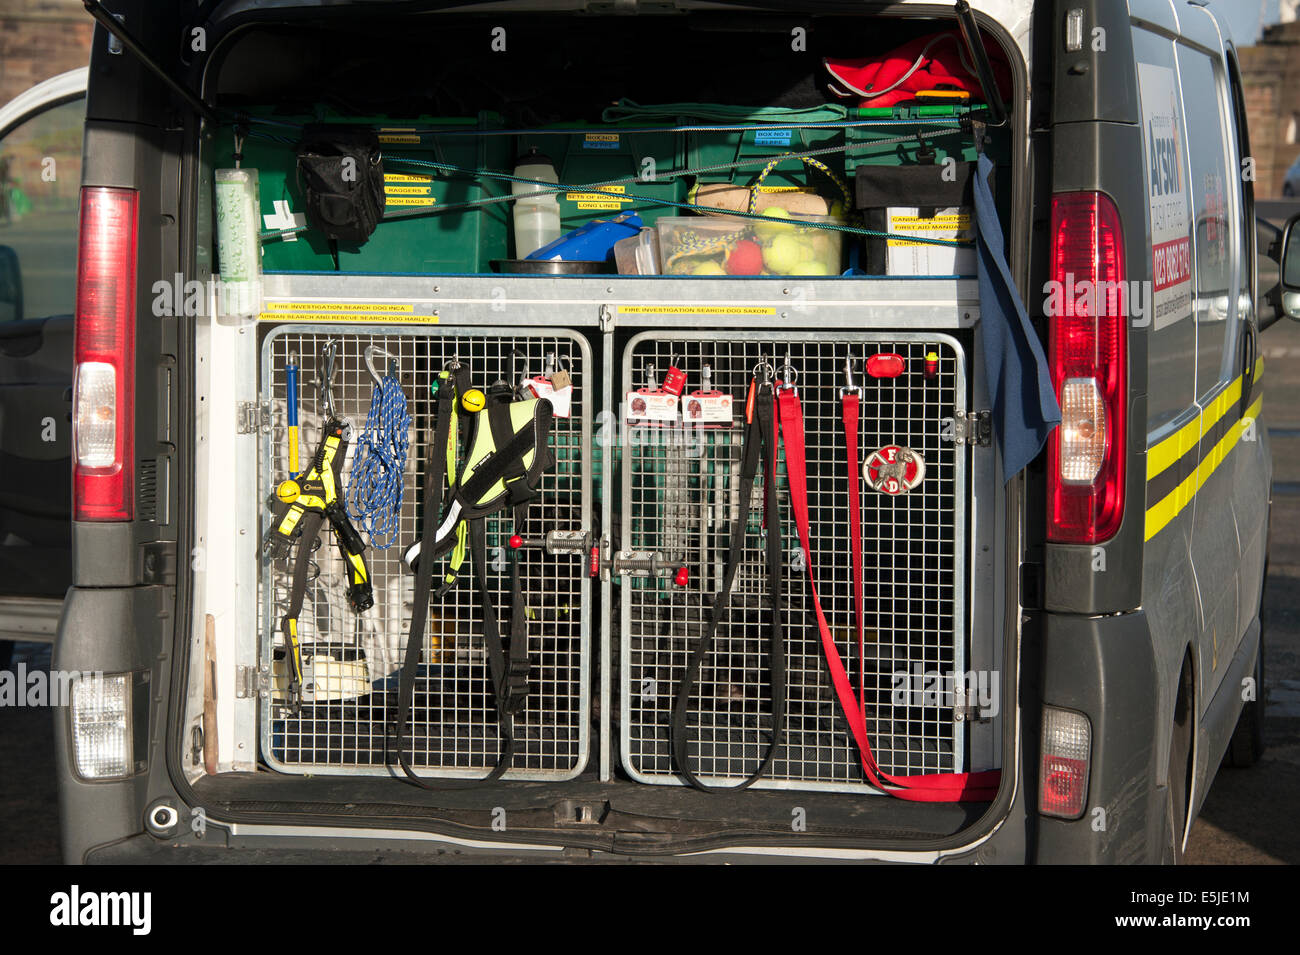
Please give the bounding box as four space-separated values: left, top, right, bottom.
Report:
671 375 786 791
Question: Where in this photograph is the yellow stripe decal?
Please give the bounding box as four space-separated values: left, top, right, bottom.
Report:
1144 389 1263 541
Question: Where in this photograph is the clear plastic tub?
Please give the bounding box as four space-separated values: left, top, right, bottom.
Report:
655 212 844 276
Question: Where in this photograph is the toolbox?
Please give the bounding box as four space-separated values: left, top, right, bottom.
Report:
514 123 688 232
212 112 513 274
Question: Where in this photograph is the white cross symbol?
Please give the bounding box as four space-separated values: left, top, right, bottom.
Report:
263 200 305 242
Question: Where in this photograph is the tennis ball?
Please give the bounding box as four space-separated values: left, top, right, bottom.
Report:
763 234 808 273
692 259 727 276
725 239 764 275
461 388 486 413
276 480 301 503
794 260 831 276
753 207 793 241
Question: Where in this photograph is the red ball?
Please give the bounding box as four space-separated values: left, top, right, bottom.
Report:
725 240 764 275
509 534 524 549
674 566 689 587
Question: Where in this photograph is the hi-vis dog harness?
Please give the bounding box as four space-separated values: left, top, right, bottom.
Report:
391 365 555 786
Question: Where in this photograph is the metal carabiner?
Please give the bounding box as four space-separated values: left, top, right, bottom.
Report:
840 357 863 399
320 339 340 420
777 354 798 395
364 344 396 391
751 361 774 385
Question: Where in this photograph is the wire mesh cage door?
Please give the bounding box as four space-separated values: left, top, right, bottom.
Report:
259 325 592 781
619 331 970 793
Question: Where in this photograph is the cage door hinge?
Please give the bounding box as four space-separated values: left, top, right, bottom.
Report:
235 664 270 699
953 686 993 724
237 400 271 435
949 410 992 447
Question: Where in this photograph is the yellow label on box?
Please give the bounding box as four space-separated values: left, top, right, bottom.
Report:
265 302 415 314
386 196 436 207
886 212 971 247
258 311 439 324
617 305 778 316
378 134 421 144
384 174 434 184
384 185 432 196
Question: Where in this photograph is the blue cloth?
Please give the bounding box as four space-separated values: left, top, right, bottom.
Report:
972 152 1060 482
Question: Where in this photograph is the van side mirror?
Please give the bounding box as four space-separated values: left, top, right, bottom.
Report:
0 244 22 323
1278 212 1300 322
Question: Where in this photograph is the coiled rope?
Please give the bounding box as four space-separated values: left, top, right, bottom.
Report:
346 368 410 549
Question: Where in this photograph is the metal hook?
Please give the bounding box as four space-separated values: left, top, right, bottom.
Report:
319 339 339 420
364 345 395 390
778 354 798 392
840 357 862 398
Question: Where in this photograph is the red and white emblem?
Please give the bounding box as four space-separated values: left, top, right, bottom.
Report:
864 445 925 495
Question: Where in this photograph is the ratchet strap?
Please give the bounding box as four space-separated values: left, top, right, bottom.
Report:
672 377 785 791
391 369 552 787
263 417 374 712
831 389 1001 801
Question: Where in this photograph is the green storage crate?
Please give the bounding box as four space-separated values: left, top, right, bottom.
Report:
514 123 688 231
685 120 847 193
209 111 512 274
844 103 987 173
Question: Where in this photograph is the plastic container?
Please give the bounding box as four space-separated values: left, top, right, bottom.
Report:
514 123 686 232
208 111 511 275
655 213 844 277
512 149 562 258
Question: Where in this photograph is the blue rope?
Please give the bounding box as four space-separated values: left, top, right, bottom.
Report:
346 371 410 549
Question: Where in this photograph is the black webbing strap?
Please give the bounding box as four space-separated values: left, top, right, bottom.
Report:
390 369 530 788
670 380 786 792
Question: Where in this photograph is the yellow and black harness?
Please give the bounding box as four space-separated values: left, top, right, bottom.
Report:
263 416 375 711
391 365 555 786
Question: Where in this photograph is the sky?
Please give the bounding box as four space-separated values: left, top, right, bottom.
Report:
1211 0 1283 46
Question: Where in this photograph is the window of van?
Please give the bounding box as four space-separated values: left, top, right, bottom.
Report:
1132 26 1195 436
1175 44 1241 401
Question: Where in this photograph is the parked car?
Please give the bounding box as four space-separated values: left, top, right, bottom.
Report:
55 0 1275 864
0 68 86 668
1284 153 1300 197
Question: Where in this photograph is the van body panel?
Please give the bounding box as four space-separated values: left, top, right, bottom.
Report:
48 0 1270 865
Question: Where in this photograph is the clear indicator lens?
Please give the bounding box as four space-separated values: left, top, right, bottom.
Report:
74 361 117 469
1059 377 1106 485
71 673 131 779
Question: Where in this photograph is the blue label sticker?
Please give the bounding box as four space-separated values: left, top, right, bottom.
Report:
754 129 794 147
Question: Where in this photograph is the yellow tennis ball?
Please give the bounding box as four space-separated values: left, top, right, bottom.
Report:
276 480 301 503
461 388 486 413
763 234 805 273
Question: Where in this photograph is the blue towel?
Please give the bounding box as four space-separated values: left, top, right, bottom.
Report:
972 152 1060 482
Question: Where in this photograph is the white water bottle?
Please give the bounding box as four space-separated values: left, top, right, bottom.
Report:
512 150 561 258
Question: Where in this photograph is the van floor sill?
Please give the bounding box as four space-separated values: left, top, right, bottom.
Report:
190 771 987 846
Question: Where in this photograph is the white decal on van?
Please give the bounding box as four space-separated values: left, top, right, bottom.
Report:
1137 63 1193 331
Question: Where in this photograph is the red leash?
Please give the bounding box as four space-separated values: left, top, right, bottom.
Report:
782 380 1000 802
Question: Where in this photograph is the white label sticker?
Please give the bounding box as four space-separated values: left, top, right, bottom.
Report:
526 376 572 418
626 389 679 423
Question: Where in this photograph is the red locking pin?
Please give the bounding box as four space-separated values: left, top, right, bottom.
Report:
674 566 689 587
509 534 524 549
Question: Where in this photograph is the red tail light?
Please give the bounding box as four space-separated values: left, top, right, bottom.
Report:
73 187 138 522
1047 192 1127 544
